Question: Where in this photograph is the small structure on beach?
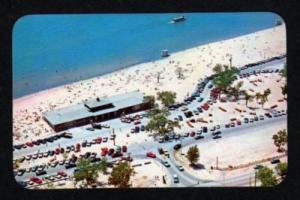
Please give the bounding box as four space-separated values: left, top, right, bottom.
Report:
161 49 170 57
43 91 153 132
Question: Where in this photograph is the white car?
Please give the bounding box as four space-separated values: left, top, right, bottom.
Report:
176 165 184 171
173 174 179 183
181 107 188 112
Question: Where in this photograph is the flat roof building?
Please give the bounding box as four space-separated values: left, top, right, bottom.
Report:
43 91 153 132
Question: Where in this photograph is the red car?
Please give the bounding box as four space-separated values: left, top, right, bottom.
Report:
57 171 67 177
95 137 102 144
146 152 156 158
75 143 81 152
55 148 60 154
30 177 43 184
122 145 127 152
26 142 33 147
101 147 108 156
237 120 242 125
190 131 196 137
201 103 209 110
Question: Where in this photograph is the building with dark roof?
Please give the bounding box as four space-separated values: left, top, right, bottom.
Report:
43 91 153 132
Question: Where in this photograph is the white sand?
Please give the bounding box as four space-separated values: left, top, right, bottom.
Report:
13 25 286 143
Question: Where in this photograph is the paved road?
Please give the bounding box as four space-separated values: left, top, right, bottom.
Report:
166 116 286 187
14 57 286 187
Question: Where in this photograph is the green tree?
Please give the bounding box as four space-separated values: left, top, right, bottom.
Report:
212 64 239 97
275 162 287 179
212 64 223 74
146 109 180 138
157 91 177 107
186 145 200 165
272 129 288 152
108 161 135 188
257 166 278 186
74 157 107 185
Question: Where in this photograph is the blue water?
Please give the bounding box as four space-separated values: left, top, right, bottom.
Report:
13 13 281 98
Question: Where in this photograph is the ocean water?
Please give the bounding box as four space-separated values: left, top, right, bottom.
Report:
13 13 281 98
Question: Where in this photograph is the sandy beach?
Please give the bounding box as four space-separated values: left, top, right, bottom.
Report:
13 25 286 144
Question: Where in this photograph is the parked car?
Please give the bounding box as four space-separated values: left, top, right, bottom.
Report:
111 152 123 158
108 148 115 156
36 170 47 176
32 154 38 159
202 126 208 133
254 164 263 170
30 177 43 184
101 148 108 156
26 142 33 147
65 163 76 169
158 148 164 155
244 118 249 123
146 152 156 158
178 115 183 121
102 137 108 143
195 135 204 140
135 126 140 133
31 166 38 172
95 137 102 144
17 169 26 176
141 125 145 131
212 135 222 139
43 152 49 157
265 113 272 118
85 152 91 159
173 174 179 183
173 143 182 150
176 165 184 171
59 160 65 165
122 145 127 152
162 160 170 167
212 131 221 136
198 97 204 102
82 140 87 147
271 158 280 164
190 131 196 137
25 155 32 161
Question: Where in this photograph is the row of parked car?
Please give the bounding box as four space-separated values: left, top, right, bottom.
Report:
168 77 210 112
17 171 68 188
13 132 73 151
239 55 285 71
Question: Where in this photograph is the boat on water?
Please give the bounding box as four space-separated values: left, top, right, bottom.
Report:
171 16 186 23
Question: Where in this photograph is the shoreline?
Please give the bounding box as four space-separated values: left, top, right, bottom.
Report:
13 24 286 141
13 25 285 103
